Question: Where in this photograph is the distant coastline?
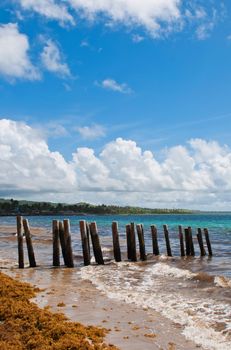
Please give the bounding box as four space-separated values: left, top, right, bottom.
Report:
0 198 196 216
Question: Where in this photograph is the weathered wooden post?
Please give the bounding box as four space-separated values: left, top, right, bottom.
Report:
178 225 185 257
188 226 195 256
90 222 104 265
23 218 36 268
184 228 191 256
151 225 159 256
204 228 213 256
197 228 206 256
79 220 91 266
63 219 74 268
59 221 68 266
163 224 172 257
86 222 91 257
16 215 24 269
112 221 121 262
130 222 137 262
136 224 147 261
52 220 60 267
126 224 132 260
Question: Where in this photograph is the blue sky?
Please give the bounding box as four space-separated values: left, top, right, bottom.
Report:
0 1 231 209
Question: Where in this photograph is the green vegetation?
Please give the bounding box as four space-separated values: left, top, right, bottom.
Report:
0 198 194 216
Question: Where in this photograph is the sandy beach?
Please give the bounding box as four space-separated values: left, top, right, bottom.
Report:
0 224 202 349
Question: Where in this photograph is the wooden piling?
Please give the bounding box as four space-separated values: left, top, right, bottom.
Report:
197 228 206 256
184 228 191 256
52 220 60 267
188 226 195 256
112 221 121 262
163 225 172 257
204 228 213 256
136 224 147 261
178 225 185 257
86 222 91 257
16 216 24 269
151 225 159 256
23 219 36 268
59 221 68 266
130 223 137 262
79 220 91 266
89 222 104 265
63 219 74 268
126 224 132 260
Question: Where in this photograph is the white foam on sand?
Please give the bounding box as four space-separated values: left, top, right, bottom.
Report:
80 262 231 350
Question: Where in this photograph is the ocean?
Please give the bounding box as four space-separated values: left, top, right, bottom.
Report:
0 213 231 349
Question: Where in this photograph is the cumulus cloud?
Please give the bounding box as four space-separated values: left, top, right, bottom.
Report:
76 124 106 140
0 119 76 195
0 23 40 81
1 118 231 209
40 40 71 77
19 0 74 25
96 79 132 94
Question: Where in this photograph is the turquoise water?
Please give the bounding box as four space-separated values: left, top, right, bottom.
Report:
0 213 231 276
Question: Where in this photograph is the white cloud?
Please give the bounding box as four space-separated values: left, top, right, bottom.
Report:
19 0 74 25
0 23 40 81
76 124 106 140
96 79 132 94
40 40 71 77
132 34 145 43
0 119 76 195
2 119 231 210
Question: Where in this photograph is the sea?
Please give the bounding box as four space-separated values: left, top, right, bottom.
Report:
0 213 231 350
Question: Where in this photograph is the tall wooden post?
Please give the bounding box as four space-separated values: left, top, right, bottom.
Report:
59 221 68 266
63 219 74 268
136 224 147 261
197 228 206 256
130 222 137 262
17 216 24 269
86 222 91 257
23 219 36 268
90 222 104 265
126 224 132 260
151 225 159 256
112 221 121 262
163 224 172 257
204 228 213 256
188 226 195 256
184 228 191 256
178 225 185 257
52 220 60 267
79 220 91 266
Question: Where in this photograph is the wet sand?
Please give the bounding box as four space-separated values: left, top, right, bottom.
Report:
0 224 203 349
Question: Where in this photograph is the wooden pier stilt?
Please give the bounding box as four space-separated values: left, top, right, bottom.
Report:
90 222 104 265
204 228 213 256
188 226 195 256
163 224 172 257
52 220 60 267
151 225 159 256
136 224 147 261
112 221 121 262
59 221 68 266
79 220 91 266
126 224 132 260
197 228 206 256
23 218 36 268
184 228 191 256
130 223 137 262
178 225 185 257
63 219 74 268
86 222 91 257
16 215 24 269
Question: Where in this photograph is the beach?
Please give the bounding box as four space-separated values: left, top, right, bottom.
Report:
0 215 231 350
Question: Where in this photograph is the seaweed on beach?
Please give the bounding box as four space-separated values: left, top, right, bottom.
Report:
0 272 118 350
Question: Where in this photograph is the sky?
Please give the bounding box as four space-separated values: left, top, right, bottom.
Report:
0 0 231 210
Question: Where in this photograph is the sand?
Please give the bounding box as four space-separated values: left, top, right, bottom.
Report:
0 224 203 350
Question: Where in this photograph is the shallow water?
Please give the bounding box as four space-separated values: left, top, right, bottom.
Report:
0 214 231 350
